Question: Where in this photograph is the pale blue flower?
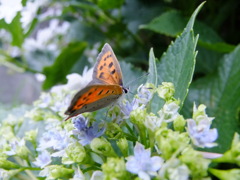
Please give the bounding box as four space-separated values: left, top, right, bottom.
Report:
33 150 51 168
119 85 153 118
72 115 105 146
4 139 25 156
126 142 163 180
37 129 70 152
187 119 218 148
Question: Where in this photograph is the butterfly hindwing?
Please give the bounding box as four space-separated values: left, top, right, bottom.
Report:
92 43 123 86
65 84 123 118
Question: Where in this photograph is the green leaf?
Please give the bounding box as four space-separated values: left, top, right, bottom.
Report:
156 2 203 108
147 48 158 86
42 42 87 90
0 12 24 47
184 45 240 153
98 0 124 10
140 10 186 37
141 9 235 53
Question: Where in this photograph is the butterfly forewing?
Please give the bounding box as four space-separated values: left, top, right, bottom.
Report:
92 43 123 86
65 84 123 118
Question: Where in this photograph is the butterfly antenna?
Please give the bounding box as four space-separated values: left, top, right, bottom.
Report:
125 72 150 87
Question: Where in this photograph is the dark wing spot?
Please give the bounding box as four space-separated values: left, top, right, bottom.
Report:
112 90 115 94
77 103 83 107
106 90 110 94
104 63 106 66
99 66 103 70
99 72 104 78
111 69 116 75
108 62 113 68
85 98 90 102
88 92 92 96
98 89 103 95
104 57 107 61
83 97 87 100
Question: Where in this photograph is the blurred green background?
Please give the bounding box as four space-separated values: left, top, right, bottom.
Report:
0 0 239 152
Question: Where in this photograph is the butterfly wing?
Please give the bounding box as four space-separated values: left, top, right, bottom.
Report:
65 84 123 120
92 43 123 86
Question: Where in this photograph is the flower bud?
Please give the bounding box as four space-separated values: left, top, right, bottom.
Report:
66 142 87 163
0 157 19 170
157 82 175 101
155 128 190 159
130 108 147 126
173 115 186 132
102 157 127 180
24 129 38 143
105 123 123 139
180 148 210 178
90 137 117 157
40 165 74 179
117 138 129 157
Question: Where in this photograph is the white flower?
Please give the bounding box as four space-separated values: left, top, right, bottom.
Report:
0 0 22 24
144 114 162 132
23 19 70 52
70 167 85 180
21 0 49 29
51 68 93 94
126 142 163 180
158 102 180 123
90 171 104 180
159 159 189 180
33 150 51 168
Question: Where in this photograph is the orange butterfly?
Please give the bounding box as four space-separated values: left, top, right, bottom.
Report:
65 43 128 120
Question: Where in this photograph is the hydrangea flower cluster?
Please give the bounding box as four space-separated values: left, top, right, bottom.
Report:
1 70 239 180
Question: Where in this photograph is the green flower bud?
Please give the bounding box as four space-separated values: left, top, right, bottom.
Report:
43 165 74 179
66 142 87 163
155 128 190 159
173 115 186 132
105 123 123 139
209 168 240 180
192 104 206 120
130 108 147 126
117 138 128 157
0 157 20 170
16 145 30 160
24 129 38 143
213 133 240 166
157 82 175 101
180 148 210 178
90 137 117 157
0 125 15 141
102 157 127 180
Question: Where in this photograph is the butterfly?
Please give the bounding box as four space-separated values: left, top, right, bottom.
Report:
65 43 128 120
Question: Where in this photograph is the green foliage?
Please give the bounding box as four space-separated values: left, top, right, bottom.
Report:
43 42 87 89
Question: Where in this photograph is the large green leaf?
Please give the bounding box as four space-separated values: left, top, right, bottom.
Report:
147 48 158 86
156 2 202 108
43 42 87 90
184 45 240 153
141 10 235 53
0 12 24 47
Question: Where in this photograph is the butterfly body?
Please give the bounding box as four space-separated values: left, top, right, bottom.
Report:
65 43 128 120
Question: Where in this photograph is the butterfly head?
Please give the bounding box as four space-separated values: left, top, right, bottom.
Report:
123 86 129 94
